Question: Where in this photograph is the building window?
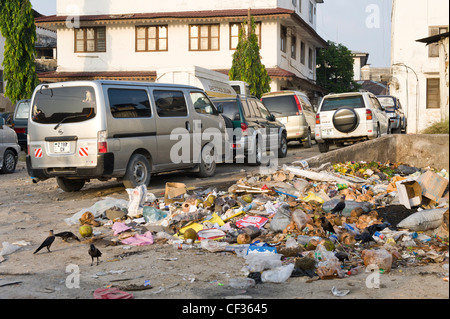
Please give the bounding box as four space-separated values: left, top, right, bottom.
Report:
426 78 440 109
291 36 297 59
300 41 305 64
75 27 106 53
428 26 449 57
229 22 261 50
136 25 168 52
292 0 297 8
309 1 314 23
280 26 287 53
308 48 313 69
189 24 220 51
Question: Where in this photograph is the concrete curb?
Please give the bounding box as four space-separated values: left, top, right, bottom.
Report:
303 134 449 171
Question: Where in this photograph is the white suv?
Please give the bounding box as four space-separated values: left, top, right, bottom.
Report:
314 92 390 153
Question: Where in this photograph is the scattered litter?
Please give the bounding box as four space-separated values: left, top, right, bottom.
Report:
331 286 350 297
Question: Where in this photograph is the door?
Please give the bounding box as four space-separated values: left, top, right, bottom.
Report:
152 89 193 170
189 90 225 163
298 94 316 134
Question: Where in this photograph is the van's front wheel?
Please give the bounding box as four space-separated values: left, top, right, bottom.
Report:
123 154 151 189
56 177 86 192
198 143 216 178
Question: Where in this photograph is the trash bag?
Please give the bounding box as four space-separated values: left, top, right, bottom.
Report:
65 198 129 225
397 208 448 231
322 199 372 216
361 248 393 273
127 185 147 218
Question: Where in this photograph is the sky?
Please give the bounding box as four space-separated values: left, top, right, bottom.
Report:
30 0 392 67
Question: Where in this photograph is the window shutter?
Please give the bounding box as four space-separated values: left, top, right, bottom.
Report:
426 78 440 109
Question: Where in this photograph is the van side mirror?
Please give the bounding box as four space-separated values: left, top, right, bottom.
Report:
268 114 276 121
217 104 223 113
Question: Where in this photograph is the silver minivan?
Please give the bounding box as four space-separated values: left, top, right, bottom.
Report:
26 80 225 192
261 91 316 148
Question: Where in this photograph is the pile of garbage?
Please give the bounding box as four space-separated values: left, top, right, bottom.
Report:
64 161 449 286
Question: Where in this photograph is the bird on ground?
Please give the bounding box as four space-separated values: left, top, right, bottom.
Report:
320 216 335 235
335 251 350 266
33 230 55 254
331 196 346 216
55 231 80 242
88 244 102 266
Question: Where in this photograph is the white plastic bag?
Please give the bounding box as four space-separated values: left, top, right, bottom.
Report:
261 263 294 283
127 185 147 218
64 198 129 225
0 242 21 256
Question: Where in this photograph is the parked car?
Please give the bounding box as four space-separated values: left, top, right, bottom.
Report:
0 112 14 127
261 91 317 148
314 92 390 153
212 95 287 165
12 99 31 152
377 95 407 134
26 80 226 192
0 117 21 174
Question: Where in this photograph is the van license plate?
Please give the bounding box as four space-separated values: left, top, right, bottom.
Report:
54 142 70 153
323 129 334 136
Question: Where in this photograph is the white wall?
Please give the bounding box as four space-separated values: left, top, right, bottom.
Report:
390 0 449 133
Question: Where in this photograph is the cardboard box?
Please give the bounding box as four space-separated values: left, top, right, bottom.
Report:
395 179 422 209
164 182 186 204
417 170 449 202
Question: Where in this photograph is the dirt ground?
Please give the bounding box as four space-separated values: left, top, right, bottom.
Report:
0 159 448 301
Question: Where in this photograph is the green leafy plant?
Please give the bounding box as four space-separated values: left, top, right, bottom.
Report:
0 0 39 103
316 41 361 93
229 13 271 99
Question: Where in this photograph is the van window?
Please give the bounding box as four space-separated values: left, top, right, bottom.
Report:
15 100 31 120
191 92 217 115
320 96 365 112
256 101 271 119
154 90 188 117
108 89 151 118
248 100 262 118
32 86 96 124
262 95 298 116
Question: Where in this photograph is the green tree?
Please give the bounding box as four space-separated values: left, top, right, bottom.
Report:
316 41 361 93
0 0 38 103
229 12 271 99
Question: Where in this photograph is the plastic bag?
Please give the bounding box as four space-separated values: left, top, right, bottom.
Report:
243 253 283 273
397 208 448 231
270 203 291 232
0 242 21 256
361 248 393 273
127 185 147 218
143 206 168 223
292 209 312 230
65 198 129 225
261 263 294 283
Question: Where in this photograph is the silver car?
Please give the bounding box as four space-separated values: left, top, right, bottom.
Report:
0 117 21 174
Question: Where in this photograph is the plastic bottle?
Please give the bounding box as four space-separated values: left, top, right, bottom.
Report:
173 243 193 250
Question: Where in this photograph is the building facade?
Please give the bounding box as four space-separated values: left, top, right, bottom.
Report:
35 0 327 103
390 0 449 133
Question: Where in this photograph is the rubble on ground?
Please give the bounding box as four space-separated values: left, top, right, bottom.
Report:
4 160 448 289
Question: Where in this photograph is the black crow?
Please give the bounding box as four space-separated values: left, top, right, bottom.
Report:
33 230 55 254
320 216 335 234
331 196 346 216
89 244 102 266
55 231 80 242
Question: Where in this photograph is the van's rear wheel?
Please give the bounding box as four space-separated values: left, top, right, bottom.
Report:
198 143 216 178
123 154 151 189
56 177 86 192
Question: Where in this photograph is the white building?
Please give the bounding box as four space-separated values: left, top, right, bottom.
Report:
35 0 328 102
390 0 449 133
